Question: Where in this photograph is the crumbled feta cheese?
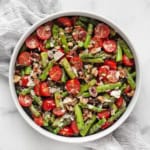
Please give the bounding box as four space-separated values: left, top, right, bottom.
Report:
115 71 120 79
63 97 73 104
30 90 35 96
90 47 101 54
27 77 35 86
110 90 121 98
49 87 60 93
53 51 64 61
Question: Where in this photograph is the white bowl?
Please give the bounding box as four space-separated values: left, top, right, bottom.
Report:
9 11 141 143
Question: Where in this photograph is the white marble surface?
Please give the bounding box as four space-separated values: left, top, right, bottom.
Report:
0 0 150 149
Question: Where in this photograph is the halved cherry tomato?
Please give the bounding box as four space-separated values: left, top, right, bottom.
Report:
57 17 72 27
59 127 74 136
49 66 62 82
101 121 112 129
72 26 87 41
18 95 32 107
94 23 110 38
115 97 124 108
92 36 104 48
34 84 40 96
18 52 31 66
70 56 83 70
53 107 66 117
97 110 111 119
124 85 131 94
103 40 117 53
42 99 56 111
66 50 77 60
70 121 79 134
107 70 119 83
66 79 80 95
20 76 29 87
34 116 43 126
104 59 117 70
38 41 48 52
98 65 110 77
71 16 78 25
25 35 39 49
36 25 51 40
40 82 51 97
122 55 134 66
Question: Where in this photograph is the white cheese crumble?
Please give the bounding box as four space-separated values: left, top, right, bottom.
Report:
53 51 64 61
110 90 121 98
115 71 120 79
63 97 73 104
27 77 35 87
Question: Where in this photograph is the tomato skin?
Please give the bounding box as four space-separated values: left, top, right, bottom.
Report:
95 23 110 38
53 107 66 117
104 60 117 70
101 121 112 129
20 76 29 87
66 50 77 60
98 65 110 77
122 55 134 66
65 79 80 95
40 82 51 97
116 97 124 108
34 84 40 96
57 17 72 27
124 85 131 94
71 121 79 134
49 66 62 82
97 110 111 119
25 35 39 49
36 25 51 40
39 41 48 52
107 70 119 83
103 40 117 53
34 116 43 126
18 95 32 107
92 36 104 48
59 127 74 136
18 52 31 66
70 56 83 70
42 99 56 111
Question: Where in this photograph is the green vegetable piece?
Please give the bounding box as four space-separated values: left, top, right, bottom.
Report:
60 58 76 79
118 39 133 59
80 115 96 136
110 104 118 115
59 28 69 52
61 69 67 83
52 24 59 39
52 118 71 128
41 52 48 68
131 72 136 78
43 112 52 126
29 104 40 117
126 71 136 89
89 118 106 135
79 16 89 22
20 88 31 95
81 58 104 63
120 83 127 92
84 24 93 49
54 91 63 108
74 104 84 131
79 103 101 112
21 69 25 76
116 41 122 62
24 66 32 75
110 28 116 37
32 95 42 106
75 20 87 29
39 60 55 81
82 92 91 97
108 107 126 122
78 41 84 48
61 91 68 98
45 39 50 49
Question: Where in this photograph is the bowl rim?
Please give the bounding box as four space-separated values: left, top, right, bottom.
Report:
9 10 141 143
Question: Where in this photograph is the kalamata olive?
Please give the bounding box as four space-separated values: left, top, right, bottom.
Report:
89 86 98 97
122 93 131 104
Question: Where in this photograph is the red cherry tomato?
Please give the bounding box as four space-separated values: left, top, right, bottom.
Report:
97 110 111 119
104 59 117 70
20 76 29 87
42 99 56 111
34 84 40 96
34 116 43 126
122 55 134 66
101 121 112 129
59 127 74 136
25 35 39 49
71 16 78 25
92 36 104 48
49 66 62 82
18 52 31 66
70 56 83 70
40 82 51 97
53 107 66 117
57 17 72 27
98 65 110 77
66 79 80 95
124 85 131 94
39 41 48 52
71 121 79 134
18 95 32 107
116 97 124 108
103 40 117 53
94 23 110 38
66 50 77 60
36 25 51 40
107 70 119 83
